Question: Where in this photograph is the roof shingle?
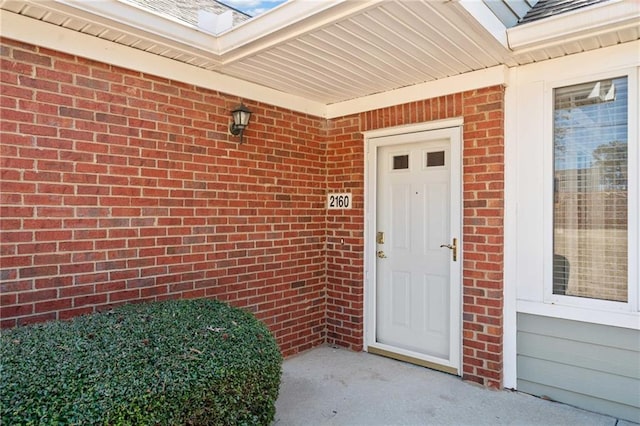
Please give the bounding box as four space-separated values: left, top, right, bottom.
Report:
518 0 612 24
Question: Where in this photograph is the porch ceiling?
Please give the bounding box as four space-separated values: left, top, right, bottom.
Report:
1 0 638 106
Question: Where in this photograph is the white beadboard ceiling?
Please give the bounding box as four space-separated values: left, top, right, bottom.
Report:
1 0 638 106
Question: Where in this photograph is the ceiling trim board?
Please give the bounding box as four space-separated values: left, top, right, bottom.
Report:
325 65 509 119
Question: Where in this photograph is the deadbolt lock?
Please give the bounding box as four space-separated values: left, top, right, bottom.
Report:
377 250 387 259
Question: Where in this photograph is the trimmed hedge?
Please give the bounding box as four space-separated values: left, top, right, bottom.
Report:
0 298 282 425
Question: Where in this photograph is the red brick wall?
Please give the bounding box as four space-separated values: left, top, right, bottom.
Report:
460 87 505 389
325 116 365 350
1 38 504 387
0 38 327 356
326 90 505 388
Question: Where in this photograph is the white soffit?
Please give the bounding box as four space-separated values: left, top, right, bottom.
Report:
216 0 517 105
0 0 514 108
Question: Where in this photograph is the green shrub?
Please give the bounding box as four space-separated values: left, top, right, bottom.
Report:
1 298 282 425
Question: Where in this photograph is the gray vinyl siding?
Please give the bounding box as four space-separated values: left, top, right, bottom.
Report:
517 313 640 423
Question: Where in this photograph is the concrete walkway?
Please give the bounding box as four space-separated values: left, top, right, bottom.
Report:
274 346 634 426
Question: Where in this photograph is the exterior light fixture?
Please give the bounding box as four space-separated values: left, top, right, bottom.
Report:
229 103 252 144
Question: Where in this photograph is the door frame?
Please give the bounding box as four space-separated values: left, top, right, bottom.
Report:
363 118 464 374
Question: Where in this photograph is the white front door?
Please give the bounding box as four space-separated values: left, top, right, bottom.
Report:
366 126 461 374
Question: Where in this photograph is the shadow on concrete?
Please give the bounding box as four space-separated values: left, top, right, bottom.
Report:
274 346 628 426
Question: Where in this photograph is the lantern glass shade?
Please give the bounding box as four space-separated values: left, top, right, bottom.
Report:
232 104 251 129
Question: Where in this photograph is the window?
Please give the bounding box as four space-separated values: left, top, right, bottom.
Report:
426 151 445 167
553 76 628 302
393 154 409 170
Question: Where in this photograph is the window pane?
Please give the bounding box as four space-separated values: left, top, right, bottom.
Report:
393 155 409 170
553 77 628 302
426 151 445 167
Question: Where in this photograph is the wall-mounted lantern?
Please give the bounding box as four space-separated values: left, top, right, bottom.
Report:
229 103 252 144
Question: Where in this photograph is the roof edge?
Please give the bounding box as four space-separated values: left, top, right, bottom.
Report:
217 0 385 63
27 0 386 68
49 0 224 55
507 0 640 52
455 0 509 48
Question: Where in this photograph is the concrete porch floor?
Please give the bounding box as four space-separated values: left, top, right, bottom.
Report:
274 346 636 426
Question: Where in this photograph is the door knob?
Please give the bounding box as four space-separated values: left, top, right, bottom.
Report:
377 250 387 259
440 238 457 261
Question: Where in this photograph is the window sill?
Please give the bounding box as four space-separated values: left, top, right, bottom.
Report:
516 299 640 330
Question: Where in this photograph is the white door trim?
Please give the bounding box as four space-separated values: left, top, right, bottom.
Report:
363 119 463 373
363 118 465 140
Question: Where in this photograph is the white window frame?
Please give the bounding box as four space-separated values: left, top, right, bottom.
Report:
542 67 639 316
505 45 640 390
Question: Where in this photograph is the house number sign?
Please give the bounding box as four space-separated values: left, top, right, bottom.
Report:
327 193 352 210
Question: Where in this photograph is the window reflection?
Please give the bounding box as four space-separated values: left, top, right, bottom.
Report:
553 77 628 302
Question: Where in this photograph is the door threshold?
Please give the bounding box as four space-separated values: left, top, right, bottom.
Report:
367 345 459 375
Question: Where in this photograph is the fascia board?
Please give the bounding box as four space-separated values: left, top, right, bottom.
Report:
33 0 384 67
456 0 509 48
217 0 345 54
56 0 343 57
47 0 224 60
507 0 640 53
1 11 327 118
513 40 639 83
325 65 509 119
217 0 384 63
